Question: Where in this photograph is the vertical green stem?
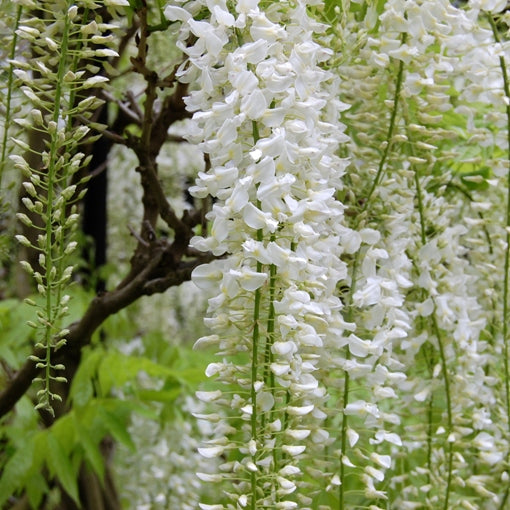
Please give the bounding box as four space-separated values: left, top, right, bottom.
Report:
0 5 22 187
41 4 72 412
408 127 454 508
339 35 406 507
265 257 278 475
339 356 350 509
251 278 262 509
250 120 261 510
339 251 359 508
488 15 510 509
361 33 407 212
426 392 433 480
432 315 453 510
262 233 277 431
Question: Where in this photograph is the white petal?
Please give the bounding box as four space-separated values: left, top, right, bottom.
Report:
370 452 392 469
414 388 429 402
192 263 223 291
164 5 191 21
329 474 341 486
241 89 268 120
241 404 253 415
248 439 257 456
282 445 306 456
287 404 314 416
365 466 385 482
270 363 290 376
342 455 355 467
243 203 278 232
205 362 224 377
276 502 298 509
236 268 267 291
193 335 220 350
258 391 275 412
285 429 311 440
196 472 222 482
196 390 222 402
277 476 296 491
213 5 235 26
279 465 301 476
198 445 225 458
346 428 359 447
82 76 109 88
272 341 297 356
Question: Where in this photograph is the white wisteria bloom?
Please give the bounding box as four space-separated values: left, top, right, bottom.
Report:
171 0 358 506
161 0 510 507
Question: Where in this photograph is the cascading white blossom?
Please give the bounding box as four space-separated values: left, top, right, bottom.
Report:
165 0 365 507
340 0 503 507
160 0 510 507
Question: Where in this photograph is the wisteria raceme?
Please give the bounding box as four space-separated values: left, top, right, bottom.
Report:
159 0 510 508
166 0 363 507
336 0 506 507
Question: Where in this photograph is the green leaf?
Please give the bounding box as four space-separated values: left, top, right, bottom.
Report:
69 347 104 407
97 406 135 451
127 0 144 9
0 298 18 316
6 397 39 446
47 431 80 505
97 351 179 395
376 0 388 15
324 0 341 22
26 472 48 510
51 414 75 451
73 413 104 480
459 167 490 191
0 439 35 506
0 344 17 368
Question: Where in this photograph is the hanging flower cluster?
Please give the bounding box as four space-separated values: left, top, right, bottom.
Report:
161 0 510 507
333 0 509 507
165 0 363 507
10 0 118 415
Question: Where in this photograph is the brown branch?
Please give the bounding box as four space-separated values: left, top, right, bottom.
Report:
126 90 144 121
140 162 187 236
143 256 212 295
99 129 127 145
0 242 211 419
101 91 142 125
151 81 190 153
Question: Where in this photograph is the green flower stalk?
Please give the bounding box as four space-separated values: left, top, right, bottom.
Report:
0 4 23 189
12 0 115 414
487 12 510 509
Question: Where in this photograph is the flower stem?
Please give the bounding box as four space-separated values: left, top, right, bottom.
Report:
339 35 407 506
0 5 22 188
250 120 262 509
339 354 350 509
251 279 262 509
362 33 407 212
339 251 359 508
266 259 278 471
40 3 72 414
432 315 454 510
488 14 510 509
408 127 454 508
